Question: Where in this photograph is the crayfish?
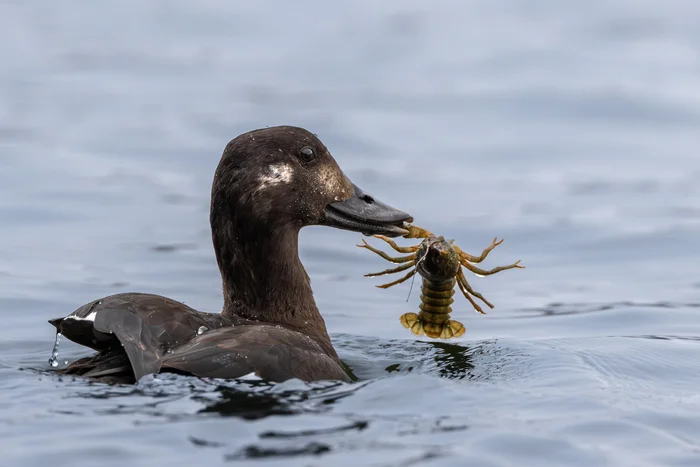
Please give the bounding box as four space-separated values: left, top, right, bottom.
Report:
358 224 524 339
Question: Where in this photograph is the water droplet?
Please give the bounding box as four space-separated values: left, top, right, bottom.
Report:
197 326 208 335
474 273 485 278
48 332 62 368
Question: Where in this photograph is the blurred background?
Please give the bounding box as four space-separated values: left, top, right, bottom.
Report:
1 1 699 466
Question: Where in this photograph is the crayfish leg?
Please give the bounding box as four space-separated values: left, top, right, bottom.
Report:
364 260 415 278
456 269 488 314
376 269 417 289
457 269 495 310
460 259 525 276
452 237 503 264
357 239 416 264
373 235 420 253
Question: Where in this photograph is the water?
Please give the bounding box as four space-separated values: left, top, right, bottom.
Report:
1 1 699 465
48 332 61 368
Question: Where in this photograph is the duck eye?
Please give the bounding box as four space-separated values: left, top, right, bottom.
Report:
299 147 316 163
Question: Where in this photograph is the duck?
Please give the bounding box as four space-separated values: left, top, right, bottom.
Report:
48 126 412 384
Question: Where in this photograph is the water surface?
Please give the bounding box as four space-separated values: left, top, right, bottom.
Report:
1 1 699 466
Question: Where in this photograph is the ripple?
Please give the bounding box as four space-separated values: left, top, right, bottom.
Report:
570 337 700 400
510 300 700 319
259 420 369 439
149 243 198 253
225 442 331 460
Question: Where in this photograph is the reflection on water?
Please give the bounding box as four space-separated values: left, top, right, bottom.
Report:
428 341 475 380
197 384 296 420
382 340 477 380
225 442 332 461
196 379 361 420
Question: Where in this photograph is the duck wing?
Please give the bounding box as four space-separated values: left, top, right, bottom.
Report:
161 325 351 383
49 293 230 380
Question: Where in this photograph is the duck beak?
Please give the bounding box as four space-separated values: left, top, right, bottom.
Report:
323 184 413 237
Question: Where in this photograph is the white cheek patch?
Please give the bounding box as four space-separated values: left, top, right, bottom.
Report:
317 165 350 201
257 163 294 192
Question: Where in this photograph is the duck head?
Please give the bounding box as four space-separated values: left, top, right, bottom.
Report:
211 126 412 236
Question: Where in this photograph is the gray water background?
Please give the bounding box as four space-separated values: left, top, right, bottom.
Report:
1 1 699 466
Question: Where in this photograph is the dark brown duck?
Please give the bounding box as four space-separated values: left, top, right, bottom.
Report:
49 126 412 384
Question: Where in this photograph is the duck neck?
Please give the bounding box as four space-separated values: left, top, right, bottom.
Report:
213 221 338 360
